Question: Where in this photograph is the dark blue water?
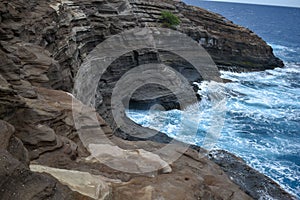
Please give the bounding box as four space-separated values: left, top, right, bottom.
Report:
183 0 300 63
127 2 300 198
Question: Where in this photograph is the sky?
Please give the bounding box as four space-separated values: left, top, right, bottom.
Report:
206 0 300 8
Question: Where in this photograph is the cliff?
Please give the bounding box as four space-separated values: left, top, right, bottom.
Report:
0 0 294 199
0 0 283 91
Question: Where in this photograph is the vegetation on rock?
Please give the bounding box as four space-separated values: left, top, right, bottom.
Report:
160 11 181 28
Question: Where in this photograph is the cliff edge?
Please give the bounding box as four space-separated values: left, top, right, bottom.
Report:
0 0 294 200
0 0 283 91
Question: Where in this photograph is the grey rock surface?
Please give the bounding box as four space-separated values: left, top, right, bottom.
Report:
209 150 297 200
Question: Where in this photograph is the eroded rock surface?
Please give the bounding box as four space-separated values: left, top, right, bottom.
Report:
209 150 297 200
0 75 253 199
30 165 119 200
0 0 293 200
0 121 91 200
0 0 283 92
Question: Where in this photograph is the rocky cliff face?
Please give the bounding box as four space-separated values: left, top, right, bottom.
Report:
0 0 283 91
0 0 294 200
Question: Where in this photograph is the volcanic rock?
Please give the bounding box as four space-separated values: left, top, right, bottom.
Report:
0 0 293 199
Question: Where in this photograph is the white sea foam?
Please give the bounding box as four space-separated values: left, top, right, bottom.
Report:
126 63 300 198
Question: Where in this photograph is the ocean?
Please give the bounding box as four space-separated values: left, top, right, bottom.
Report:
127 1 300 198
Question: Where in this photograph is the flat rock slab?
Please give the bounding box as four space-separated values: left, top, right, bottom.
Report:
88 143 172 174
30 164 121 200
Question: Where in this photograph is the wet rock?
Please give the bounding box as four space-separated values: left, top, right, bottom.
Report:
208 150 297 200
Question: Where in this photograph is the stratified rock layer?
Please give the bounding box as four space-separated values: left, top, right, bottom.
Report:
1 0 283 91
0 121 92 200
209 150 296 200
0 0 294 200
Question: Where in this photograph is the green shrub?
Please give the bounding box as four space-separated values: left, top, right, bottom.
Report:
160 11 181 28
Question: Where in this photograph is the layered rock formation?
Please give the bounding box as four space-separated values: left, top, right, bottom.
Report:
0 0 283 90
0 81 255 199
209 150 297 200
0 121 92 200
0 0 294 200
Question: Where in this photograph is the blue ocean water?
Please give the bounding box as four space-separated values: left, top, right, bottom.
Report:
127 2 300 198
183 0 300 63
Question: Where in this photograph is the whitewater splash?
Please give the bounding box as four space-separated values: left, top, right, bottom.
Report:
268 43 300 63
127 63 300 198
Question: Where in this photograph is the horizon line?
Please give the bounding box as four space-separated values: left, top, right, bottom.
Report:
202 0 300 9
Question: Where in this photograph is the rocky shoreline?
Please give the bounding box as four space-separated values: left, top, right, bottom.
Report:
0 0 295 199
